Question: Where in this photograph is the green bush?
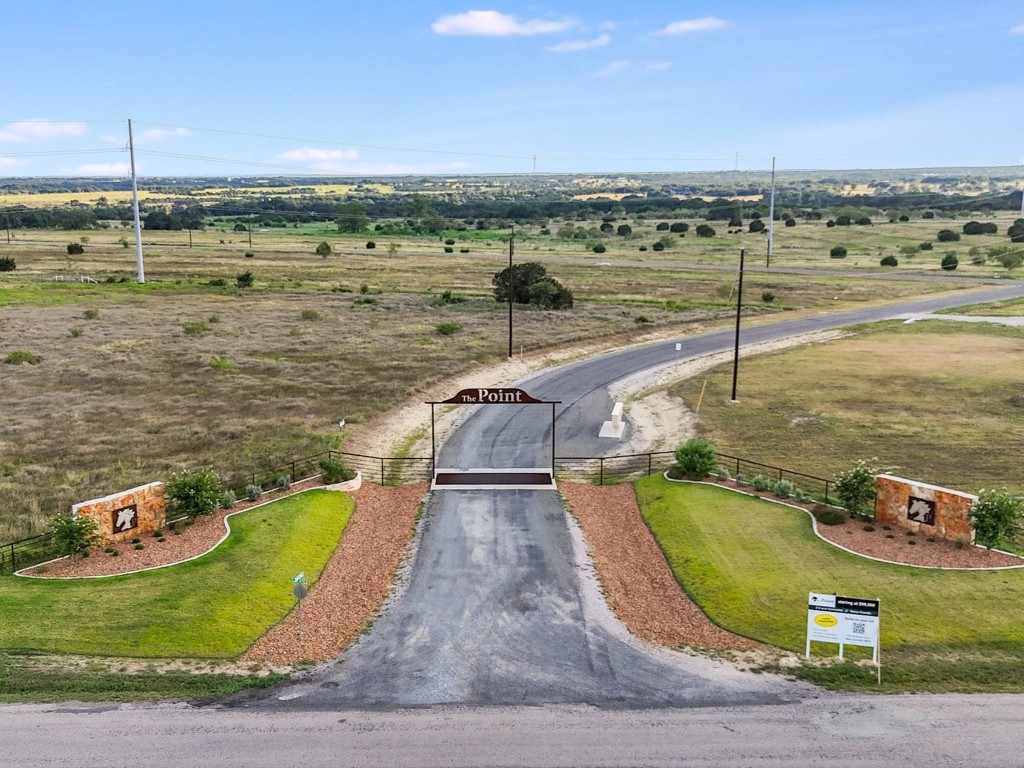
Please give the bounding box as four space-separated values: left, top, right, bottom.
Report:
300 309 321 321
772 479 795 499
236 271 254 288
919 241 933 251
432 290 465 306
319 458 356 484
969 489 1024 549
829 246 848 259
66 242 84 255
245 484 262 502
366 241 376 249
208 356 235 372
813 505 846 526
937 229 960 242
166 469 223 520
50 514 99 558
435 321 463 336
672 437 718 479
834 459 878 518
275 475 291 491
761 291 775 303
315 241 332 257
4 350 40 365
183 321 209 336
220 490 237 509
751 474 771 492
634 314 653 325
880 255 898 267
941 253 959 271
0 257 15 271
592 244 606 254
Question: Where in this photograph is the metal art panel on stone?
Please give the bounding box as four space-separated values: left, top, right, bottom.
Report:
73 482 166 546
874 474 976 544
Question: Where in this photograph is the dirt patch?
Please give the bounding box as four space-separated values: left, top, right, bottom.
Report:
20 479 323 579
560 482 759 650
243 483 427 664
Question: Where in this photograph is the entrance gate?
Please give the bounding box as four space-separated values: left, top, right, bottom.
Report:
428 387 559 490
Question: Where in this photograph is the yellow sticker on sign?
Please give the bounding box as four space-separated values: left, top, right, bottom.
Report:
814 614 838 628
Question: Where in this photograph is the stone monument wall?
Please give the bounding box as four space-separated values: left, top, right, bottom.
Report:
72 482 166 545
874 474 976 544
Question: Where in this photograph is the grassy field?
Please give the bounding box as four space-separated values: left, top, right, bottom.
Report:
637 478 1024 692
938 297 1024 316
670 320 1024 494
0 489 351 657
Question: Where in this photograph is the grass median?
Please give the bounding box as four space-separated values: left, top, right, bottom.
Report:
636 477 1024 692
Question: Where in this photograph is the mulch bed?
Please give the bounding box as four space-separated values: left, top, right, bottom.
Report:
560 482 760 651
21 479 323 579
243 482 428 664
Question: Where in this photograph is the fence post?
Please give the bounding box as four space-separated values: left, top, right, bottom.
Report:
735 457 740 475
825 480 830 503
381 458 386 486
291 461 297 482
11 543 16 573
599 458 604 486
647 453 652 477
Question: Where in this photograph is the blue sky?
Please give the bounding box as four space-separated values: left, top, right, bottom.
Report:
1 0 1022 177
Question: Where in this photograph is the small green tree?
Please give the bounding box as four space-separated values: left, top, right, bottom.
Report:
165 468 223 520
315 241 332 257
50 514 99 558
969 489 1024 549
830 245 848 258
941 253 959 271
833 459 878 518
673 437 719 479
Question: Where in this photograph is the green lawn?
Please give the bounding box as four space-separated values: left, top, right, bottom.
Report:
637 477 1024 691
0 489 352 658
938 297 1024 317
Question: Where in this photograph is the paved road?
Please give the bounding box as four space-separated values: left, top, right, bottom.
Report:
239 281 1024 711
6 695 1024 767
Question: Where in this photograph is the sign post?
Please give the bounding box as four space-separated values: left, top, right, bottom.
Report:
806 592 881 684
293 573 308 642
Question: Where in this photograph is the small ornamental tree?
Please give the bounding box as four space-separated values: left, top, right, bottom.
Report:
833 459 878 518
50 513 100 558
165 468 223 520
968 489 1024 549
673 437 719 479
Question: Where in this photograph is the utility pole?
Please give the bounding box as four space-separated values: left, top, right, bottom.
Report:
507 224 514 358
128 119 145 284
730 249 745 403
766 156 776 268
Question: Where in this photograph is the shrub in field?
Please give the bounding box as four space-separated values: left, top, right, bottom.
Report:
50 513 99 558
69 326 84 337
366 241 376 249
695 224 716 237
941 253 959 271
208 356 235 372
834 459 878 518
166 469 223 520
220 490 237 509
300 309 321 321
830 246 848 259
208 277 227 287
670 222 689 233
856 217 872 226
432 290 465 306
751 474 771 492
968 489 1024 549
244 251 254 258
962 221 998 235
880 254 898 267
444 247 454 253
937 229 960 242
995 251 1023 269
616 224 632 236
634 314 652 325
652 242 665 251
638 245 648 251
592 244 606 254
444 238 456 245
4 350 40 365
66 243 84 255
460 247 470 253
354 296 377 306
761 290 775 303
919 241 933 250
435 321 463 336
183 321 209 336
749 219 766 233
784 218 796 227
672 437 718 479
319 458 355 484
245 484 262 502
83 309 99 320
0 257 15 271
236 271 254 288
315 241 332 257
1008 219 1024 243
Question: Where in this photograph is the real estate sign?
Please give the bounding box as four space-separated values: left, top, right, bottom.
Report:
806 592 880 662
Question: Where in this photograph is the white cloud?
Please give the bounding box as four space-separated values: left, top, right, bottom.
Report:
0 120 87 143
654 17 729 36
279 148 361 165
1010 23 1024 35
596 60 671 77
137 127 190 142
0 156 22 169
432 10 577 36
547 33 610 53
74 162 130 176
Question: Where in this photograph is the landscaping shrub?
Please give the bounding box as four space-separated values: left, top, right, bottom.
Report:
715 466 731 482
220 490 237 509
275 475 291 491
772 479 795 499
793 488 813 503
319 458 356 484
166 469 223 520
969 489 1024 549
834 459 878 518
245 484 263 502
672 437 718 479
812 505 846 526
50 513 99 558
751 474 771 492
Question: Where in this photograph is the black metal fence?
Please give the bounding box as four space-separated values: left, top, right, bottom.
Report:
0 533 56 576
554 451 833 501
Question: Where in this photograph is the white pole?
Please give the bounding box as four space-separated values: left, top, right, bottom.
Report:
128 119 145 284
766 156 776 267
